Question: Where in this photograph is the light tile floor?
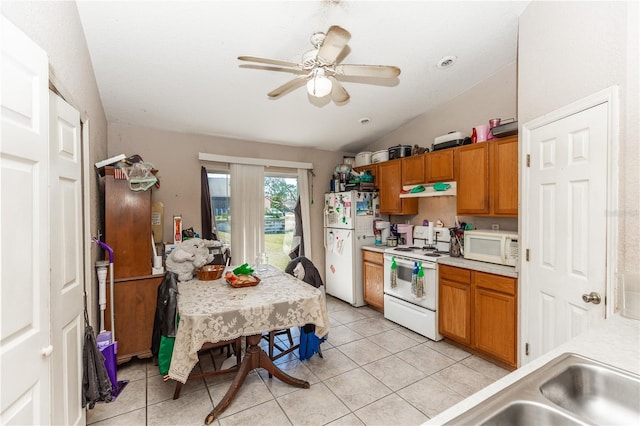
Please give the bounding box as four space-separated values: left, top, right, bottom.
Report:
87 295 509 426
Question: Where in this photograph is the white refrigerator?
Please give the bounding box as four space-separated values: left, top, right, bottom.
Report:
324 191 380 307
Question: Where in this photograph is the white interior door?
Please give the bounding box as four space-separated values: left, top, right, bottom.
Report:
524 102 609 362
1 16 51 424
50 93 85 426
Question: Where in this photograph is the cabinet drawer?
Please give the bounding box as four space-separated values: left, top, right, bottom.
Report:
439 264 471 284
474 271 516 295
363 249 384 264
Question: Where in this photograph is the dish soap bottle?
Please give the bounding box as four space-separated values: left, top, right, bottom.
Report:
415 262 425 298
390 257 398 288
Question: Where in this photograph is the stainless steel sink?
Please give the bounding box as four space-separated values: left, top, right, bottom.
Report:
540 359 640 425
446 353 640 425
480 401 585 426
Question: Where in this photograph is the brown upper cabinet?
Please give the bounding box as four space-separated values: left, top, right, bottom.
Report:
378 159 418 215
491 136 519 215
456 136 518 216
426 149 455 183
401 154 425 185
400 149 456 186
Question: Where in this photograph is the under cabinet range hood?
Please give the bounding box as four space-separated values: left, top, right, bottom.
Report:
399 182 457 198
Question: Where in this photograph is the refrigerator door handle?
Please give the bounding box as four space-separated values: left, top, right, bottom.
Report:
325 229 333 251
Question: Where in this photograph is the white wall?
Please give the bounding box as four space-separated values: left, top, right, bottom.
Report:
108 123 346 278
364 62 519 231
519 1 639 309
367 62 518 153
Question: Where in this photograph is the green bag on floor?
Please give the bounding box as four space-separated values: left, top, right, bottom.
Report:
158 335 175 378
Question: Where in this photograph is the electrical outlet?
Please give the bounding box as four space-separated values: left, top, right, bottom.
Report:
491 224 499 231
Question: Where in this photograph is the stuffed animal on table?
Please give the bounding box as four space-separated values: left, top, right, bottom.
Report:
165 238 216 281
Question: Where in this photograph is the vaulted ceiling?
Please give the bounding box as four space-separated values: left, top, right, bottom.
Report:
77 1 529 152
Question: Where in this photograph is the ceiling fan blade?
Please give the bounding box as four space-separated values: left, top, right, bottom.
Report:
317 25 351 66
329 76 350 103
267 76 309 99
239 64 308 75
335 64 401 78
238 56 302 69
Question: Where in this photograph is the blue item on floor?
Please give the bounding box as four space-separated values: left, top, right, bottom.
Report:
299 326 325 361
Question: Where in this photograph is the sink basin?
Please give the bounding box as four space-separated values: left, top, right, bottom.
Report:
540 359 640 425
481 401 585 426
446 353 640 425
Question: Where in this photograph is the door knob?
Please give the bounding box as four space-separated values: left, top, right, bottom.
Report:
41 345 54 357
582 292 601 304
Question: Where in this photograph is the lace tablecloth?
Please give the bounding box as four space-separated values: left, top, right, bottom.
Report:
168 266 330 383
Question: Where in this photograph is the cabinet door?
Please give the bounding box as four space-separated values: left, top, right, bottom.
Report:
379 160 418 215
474 287 516 366
456 143 490 214
106 276 161 364
105 172 152 279
491 136 518 215
426 149 455 183
379 160 402 214
362 251 384 312
438 278 472 345
401 155 426 185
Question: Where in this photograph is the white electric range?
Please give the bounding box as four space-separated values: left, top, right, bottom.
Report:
383 225 450 341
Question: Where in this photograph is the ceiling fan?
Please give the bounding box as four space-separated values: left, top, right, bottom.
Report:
238 25 401 103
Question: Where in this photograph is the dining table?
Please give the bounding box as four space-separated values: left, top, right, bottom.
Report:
167 265 330 424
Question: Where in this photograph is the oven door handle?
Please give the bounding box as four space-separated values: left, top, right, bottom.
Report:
385 256 436 269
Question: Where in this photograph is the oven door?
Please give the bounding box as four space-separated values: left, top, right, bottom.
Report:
383 254 437 310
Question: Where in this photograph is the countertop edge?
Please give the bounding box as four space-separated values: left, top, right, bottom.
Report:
362 244 388 254
424 314 640 425
436 257 518 278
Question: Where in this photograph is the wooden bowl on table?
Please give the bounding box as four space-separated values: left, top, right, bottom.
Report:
196 264 225 281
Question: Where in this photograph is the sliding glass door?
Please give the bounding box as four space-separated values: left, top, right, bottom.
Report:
207 171 297 270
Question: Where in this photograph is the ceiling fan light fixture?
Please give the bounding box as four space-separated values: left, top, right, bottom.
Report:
306 69 332 97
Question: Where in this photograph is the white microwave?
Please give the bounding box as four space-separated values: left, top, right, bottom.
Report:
463 230 519 266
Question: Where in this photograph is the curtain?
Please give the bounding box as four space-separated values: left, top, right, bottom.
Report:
297 168 312 258
200 166 216 240
289 197 303 259
230 163 264 264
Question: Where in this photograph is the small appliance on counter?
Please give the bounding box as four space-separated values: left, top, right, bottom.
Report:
374 220 390 245
396 224 414 246
464 229 518 266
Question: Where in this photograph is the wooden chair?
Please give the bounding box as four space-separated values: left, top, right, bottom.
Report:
173 337 242 399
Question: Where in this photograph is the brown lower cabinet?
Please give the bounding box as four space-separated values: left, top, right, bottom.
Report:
438 264 518 369
105 274 163 364
362 249 384 312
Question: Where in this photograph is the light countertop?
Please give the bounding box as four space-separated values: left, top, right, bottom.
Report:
425 314 640 425
437 257 518 278
362 244 388 254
